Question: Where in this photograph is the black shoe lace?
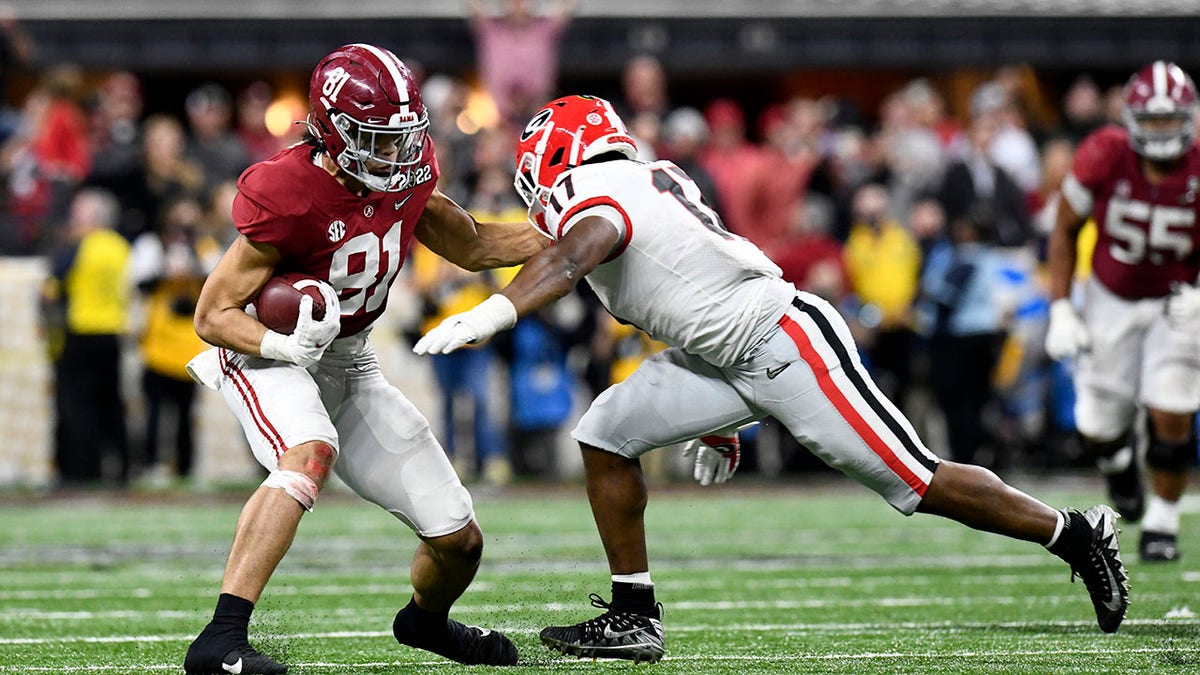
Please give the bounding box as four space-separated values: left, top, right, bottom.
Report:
588 592 613 612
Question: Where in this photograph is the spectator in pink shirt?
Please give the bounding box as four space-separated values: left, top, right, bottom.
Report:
469 0 577 129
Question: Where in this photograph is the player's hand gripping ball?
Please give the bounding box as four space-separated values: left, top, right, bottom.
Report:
253 272 331 334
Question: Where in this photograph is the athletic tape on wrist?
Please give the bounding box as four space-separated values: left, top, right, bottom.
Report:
259 330 290 362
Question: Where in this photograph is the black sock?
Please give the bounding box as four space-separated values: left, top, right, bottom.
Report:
200 593 253 643
611 581 658 618
393 596 450 644
1047 510 1091 561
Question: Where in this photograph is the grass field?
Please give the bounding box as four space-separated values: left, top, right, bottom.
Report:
1 475 1198 674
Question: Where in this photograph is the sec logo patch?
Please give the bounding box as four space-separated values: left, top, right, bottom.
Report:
328 220 346 242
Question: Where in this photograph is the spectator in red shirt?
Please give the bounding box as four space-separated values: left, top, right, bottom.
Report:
1 64 91 253
698 98 762 240
469 0 577 130
773 194 847 293
744 100 820 258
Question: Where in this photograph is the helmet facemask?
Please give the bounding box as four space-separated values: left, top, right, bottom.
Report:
329 111 429 192
1123 108 1196 162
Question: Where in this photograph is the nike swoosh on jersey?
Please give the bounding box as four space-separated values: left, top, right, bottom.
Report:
222 657 243 674
394 194 412 210
765 363 791 379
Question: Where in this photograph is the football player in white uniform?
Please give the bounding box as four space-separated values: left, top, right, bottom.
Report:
414 95 1130 662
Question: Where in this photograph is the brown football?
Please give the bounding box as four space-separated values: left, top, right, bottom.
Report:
252 272 328 334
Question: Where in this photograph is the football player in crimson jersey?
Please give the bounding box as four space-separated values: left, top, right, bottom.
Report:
1046 60 1200 563
414 95 1129 662
180 44 547 674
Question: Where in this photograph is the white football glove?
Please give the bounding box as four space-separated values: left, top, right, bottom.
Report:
1164 282 1200 329
682 434 741 486
412 294 517 355
259 282 341 367
1044 297 1090 360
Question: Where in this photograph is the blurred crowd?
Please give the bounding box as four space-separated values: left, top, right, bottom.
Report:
0 0 1152 487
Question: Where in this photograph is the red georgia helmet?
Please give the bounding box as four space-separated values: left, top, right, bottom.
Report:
513 95 637 220
1122 60 1199 162
307 43 429 192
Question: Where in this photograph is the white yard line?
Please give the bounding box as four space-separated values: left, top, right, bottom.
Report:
2 617 1196 645
11 565 1194 600
1 589 1195 623
1 645 1199 672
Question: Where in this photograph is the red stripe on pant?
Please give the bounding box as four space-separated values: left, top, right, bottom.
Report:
220 349 287 460
778 314 927 496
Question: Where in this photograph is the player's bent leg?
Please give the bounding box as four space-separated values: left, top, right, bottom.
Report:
917 461 1128 633
411 521 484 611
393 520 517 666
184 441 335 675
1080 431 1145 522
917 461 1061 543
1075 385 1144 521
539 444 664 663
581 444 651 574
1139 409 1195 562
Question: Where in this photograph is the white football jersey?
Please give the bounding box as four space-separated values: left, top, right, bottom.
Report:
540 159 796 367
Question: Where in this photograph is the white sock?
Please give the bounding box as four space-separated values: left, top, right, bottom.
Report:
1044 510 1066 548
612 572 653 587
1141 495 1181 534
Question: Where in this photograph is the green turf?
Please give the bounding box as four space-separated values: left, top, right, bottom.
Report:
1 476 1198 673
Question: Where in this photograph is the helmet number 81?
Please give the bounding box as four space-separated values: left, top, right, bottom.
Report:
323 67 352 103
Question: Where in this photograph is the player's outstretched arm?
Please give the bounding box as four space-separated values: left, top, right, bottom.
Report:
413 215 617 355
415 189 549 271
194 235 280 354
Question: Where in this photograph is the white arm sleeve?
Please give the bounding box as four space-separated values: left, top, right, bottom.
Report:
1059 172 1094 218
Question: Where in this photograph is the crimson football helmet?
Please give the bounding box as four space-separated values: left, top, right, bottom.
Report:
1122 60 1199 162
307 43 429 192
513 95 637 217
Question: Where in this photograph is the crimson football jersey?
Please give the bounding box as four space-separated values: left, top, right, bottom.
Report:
1063 125 1200 298
234 142 439 336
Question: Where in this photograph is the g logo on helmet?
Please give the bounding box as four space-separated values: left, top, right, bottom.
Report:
521 108 554 142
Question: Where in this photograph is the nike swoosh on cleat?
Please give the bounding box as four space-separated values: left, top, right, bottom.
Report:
221 657 243 674
1100 553 1124 612
602 626 648 639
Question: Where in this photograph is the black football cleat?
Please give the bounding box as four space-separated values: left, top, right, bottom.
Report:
1052 505 1129 634
540 593 665 663
183 635 287 674
393 611 518 666
1140 530 1180 562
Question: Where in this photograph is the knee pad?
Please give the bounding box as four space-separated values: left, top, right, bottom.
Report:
262 470 320 511
1146 436 1198 472
1079 430 1130 462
